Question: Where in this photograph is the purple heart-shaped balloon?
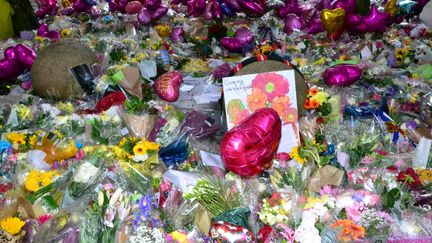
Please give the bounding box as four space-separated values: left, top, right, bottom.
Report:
345 13 363 33
307 16 325 34
138 8 153 25
333 0 357 14
223 0 241 12
212 1 223 19
323 64 362 86
145 0 161 11
283 14 303 34
47 30 60 41
235 27 254 44
238 0 264 16
170 27 184 42
203 2 214 19
221 37 242 52
37 23 49 37
152 5 168 20
0 59 23 80
15 44 36 70
4 46 17 60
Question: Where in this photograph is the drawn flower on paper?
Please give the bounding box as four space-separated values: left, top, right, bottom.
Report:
227 99 250 125
282 107 298 124
252 72 289 101
270 96 292 118
246 88 268 112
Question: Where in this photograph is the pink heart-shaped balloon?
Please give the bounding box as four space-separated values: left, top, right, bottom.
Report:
221 108 282 177
153 71 183 102
14 44 36 70
323 64 362 86
125 1 143 14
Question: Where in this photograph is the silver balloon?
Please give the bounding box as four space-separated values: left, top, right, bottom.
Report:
420 91 432 127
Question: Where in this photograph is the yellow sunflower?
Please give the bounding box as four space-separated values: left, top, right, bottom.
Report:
0 217 25 235
133 143 147 156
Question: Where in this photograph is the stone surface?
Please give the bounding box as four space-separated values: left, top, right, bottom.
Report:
31 40 98 100
420 1 432 28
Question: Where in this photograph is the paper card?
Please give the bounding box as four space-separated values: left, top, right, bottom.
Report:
222 70 300 153
200 150 225 170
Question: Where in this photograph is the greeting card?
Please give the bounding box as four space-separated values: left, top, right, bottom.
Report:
223 70 300 153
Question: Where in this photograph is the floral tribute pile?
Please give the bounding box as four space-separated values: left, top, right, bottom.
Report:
1 0 432 242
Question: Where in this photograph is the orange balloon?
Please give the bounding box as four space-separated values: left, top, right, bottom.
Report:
320 8 346 34
384 0 398 17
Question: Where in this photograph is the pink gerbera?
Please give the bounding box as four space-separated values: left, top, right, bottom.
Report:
252 72 289 101
37 214 52 225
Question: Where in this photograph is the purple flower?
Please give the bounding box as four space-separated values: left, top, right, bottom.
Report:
352 193 363 202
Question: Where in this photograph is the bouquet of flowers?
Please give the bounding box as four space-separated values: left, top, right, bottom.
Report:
121 97 159 139
113 137 163 193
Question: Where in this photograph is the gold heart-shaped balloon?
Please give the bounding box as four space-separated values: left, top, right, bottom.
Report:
320 8 346 34
384 0 398 17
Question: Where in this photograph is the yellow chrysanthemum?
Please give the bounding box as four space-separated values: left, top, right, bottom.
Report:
310 91 329 104
155 24 171 37
25 170 58 192
5 132 26 145
290 146 305 164
16 104 32 121
133 143 147 156
142 140 160 151
0 217 25 235
56 102 75 114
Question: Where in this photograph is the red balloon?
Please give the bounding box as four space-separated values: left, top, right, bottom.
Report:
220 108 282 177
125 1 143 14
153 71 183 102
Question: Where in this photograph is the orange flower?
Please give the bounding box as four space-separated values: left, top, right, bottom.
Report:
271 96 291 117
308 87 319 96
331 219 366 242
310 100 320 109
304 99 312 109
247 88 268 112
282 107 298 124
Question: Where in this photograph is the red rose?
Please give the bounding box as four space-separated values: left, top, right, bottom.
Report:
95 91 126 112
258 226 274 241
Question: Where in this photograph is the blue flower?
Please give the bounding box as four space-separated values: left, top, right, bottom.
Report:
0 140 11 154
